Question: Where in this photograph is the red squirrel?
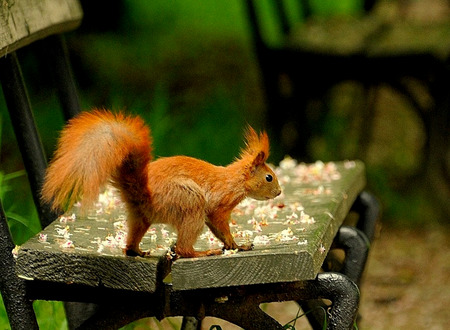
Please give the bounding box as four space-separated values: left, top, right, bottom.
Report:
42 109 281 258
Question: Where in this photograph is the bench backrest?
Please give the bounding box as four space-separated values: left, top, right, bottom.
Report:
244 0 377 49
0 1 83 328
0 0 82 57
0 0 83 226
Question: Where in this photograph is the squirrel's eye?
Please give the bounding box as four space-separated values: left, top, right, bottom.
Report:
265 174 273 182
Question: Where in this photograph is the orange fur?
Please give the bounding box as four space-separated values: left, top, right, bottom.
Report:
42 110 281 258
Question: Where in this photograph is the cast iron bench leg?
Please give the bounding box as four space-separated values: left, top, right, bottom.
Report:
334 226 370 286
352 191 380 243
302 273 360 330
206 299 284 329
299 225 369 329
0 201 39 329
192 273 359 330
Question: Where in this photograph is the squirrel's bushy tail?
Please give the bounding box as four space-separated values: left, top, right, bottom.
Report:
41 110 152 212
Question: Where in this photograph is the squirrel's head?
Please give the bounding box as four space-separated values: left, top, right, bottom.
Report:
240 127 282 200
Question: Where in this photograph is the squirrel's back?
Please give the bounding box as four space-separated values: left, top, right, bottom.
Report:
41 110 152 211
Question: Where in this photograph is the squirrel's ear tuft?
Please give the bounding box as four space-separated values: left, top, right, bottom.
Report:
238 126 270 176
240 126 270 161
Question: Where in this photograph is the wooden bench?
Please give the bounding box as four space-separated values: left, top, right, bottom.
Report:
0 1 379 329
13 159 377 329
244 0 450 205
18 160 366 290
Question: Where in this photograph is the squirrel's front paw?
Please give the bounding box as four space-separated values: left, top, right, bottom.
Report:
237 243 254 251
124 248 149 257
223 242 254 252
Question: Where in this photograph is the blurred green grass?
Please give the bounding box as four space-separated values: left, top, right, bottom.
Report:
0 0 443 328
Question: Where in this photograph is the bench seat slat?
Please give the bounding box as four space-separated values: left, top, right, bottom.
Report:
15 212 163 292
16 160 365 293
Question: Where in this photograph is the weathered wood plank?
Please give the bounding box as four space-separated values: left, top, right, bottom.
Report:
0 0 83 57
288 16 450 59
171 160 365 290
16 160 365 293
15 199 169 293
17 248 159 292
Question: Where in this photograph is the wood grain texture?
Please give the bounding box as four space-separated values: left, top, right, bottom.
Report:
17 248 159 292
16 160 366 293
15 204 166 292
0 0 83 57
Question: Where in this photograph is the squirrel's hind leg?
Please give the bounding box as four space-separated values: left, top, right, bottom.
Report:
174 215 222 258
124 212 151 257
162 178 222 258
